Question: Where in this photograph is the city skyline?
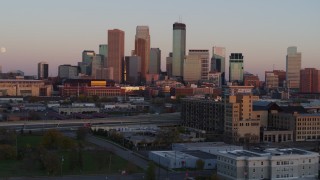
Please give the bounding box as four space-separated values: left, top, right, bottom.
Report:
0 0 320 79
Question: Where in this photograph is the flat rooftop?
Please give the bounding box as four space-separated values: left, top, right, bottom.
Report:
182 150 217 159
223 148 314 158
173 142 238 148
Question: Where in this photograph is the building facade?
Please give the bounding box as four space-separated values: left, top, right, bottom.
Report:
217 148 319 180
300 68 320 93
166 52 173 77
286 46 301 89
229 53 244 84
149 48 161 74
211 47 226 85
189 49 210 81
37 61 48 79
223 86 260 143
125 56 141 85
172 22 186 77
135 26 150 81
58 64 78 79
99 44 108 68
0 79 52 96
181 98 225 135
108 29 125 83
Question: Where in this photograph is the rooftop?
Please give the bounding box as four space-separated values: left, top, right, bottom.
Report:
221 148 315 158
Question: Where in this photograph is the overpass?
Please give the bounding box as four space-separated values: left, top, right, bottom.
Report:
0 112 181 131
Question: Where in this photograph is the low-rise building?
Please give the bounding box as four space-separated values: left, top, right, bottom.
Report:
172 142 243 155
149 150 216 169
217 148 319 180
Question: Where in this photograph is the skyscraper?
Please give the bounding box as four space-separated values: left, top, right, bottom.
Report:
188 49 209 81
99 44 108 67
135 26 150 81
229 53 244 84
108 29 125 83
37 61 48 79
80 50 95 75
125 56 141 85
149 48 161 74
211 47 226 84
172 22 186 78
286 46 301 89
166 52 173 77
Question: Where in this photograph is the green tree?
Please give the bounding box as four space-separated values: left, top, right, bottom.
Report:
41 129 64 149
0 144 16 160
42 152 61 175
145 162 156 180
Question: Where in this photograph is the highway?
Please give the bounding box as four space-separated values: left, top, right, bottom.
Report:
0 113 181 131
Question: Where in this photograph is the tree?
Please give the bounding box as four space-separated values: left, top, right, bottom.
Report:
196 159 205 170
0 128 16 145
145 162 156 180
42 152 60 175
0 144 16 160
41 129 64 149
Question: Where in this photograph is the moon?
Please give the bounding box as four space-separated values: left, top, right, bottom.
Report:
0 47 6 53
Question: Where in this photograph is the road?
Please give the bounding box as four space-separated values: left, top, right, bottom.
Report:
0 113 181 131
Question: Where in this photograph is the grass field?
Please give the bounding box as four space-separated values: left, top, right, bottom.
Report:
0 134 142 177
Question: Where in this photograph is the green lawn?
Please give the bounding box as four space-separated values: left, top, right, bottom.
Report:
0 134 142 178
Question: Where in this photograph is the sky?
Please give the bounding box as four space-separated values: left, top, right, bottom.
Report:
0 0 319 79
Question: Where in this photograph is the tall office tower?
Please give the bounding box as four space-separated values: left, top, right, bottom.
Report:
91 54 103 79
149 48 161 74
286 46 301 89
183 54 201 82
82 50 95 64
300 68 320 93
0 65 2 73
99 44 108 67
80 50 95 75
37 61 48 79
58 64 78 79
229 53 244 84
125 56 141 85
172 22 186 77
107 29 125 83
166 52 173 77
211 47 226 84
135 26 150 81
188 50 209 81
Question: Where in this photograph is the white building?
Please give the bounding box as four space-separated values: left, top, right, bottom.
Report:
172 142 243 155
149 150 216 169
217 148 319 180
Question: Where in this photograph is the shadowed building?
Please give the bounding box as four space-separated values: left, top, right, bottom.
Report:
37 61 48 79
149 48 161 74
211 47 226 85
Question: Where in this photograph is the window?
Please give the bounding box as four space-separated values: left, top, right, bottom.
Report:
261 162 263 165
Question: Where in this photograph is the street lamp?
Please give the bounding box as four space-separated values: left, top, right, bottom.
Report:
61 155 64 176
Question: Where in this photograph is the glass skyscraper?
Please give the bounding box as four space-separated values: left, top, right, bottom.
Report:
229 53 244 83
211 47 226 85
172 22 186 78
